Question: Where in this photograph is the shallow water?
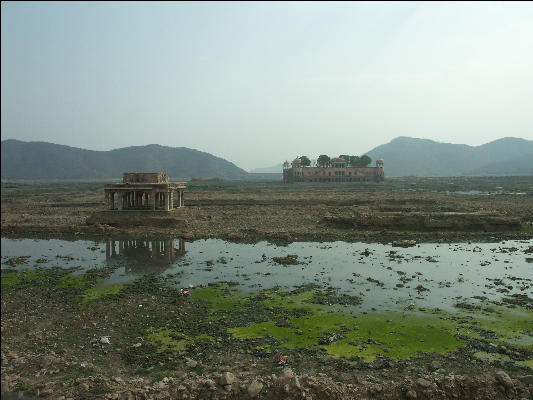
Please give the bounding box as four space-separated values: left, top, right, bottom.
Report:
2 237 532 312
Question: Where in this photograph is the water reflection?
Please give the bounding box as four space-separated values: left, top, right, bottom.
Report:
105 238 186 273
2 237 532 312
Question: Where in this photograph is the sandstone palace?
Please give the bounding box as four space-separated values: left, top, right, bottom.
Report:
283 157 384 183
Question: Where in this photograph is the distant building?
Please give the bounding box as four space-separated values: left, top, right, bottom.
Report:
283 158 384 183
104 173 186 211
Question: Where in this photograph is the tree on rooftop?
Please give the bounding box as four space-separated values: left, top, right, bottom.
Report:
339 155 350 162
358 155 372 167
317 155 331 167
348 155 360 167
300 156 311 167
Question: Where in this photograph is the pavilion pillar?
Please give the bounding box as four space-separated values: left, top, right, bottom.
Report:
180 190 184 207
165 192 170 211
169 191 174 210
151 190 156 210
118 193 123 210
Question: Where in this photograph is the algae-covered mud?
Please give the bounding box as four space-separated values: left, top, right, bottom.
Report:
2 238 533 399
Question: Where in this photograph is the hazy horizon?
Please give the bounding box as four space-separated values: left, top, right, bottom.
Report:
2 2 533 171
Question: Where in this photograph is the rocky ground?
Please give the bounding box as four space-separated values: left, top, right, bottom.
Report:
1 177 533 242
1 267 532 400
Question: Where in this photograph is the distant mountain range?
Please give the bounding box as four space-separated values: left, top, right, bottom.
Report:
252 137 533 176
0 140 248 180
2 137 532 180
250 163 284 173
365 137 533 176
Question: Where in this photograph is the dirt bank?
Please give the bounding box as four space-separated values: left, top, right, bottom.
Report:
1 178 533 243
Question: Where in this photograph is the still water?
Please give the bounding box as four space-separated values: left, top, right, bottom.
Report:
2 237 532 312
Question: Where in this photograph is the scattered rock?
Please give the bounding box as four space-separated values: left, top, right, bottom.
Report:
406 389 418 399
495 370 514 389
218 372 236 386
100 336 111 345
185 358 198 368
416 377 431 388
247 380 263 397
430 361 442 370
278 368 295 384
292 377 302 390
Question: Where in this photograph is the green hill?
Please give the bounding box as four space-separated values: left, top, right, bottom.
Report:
0 140 249 180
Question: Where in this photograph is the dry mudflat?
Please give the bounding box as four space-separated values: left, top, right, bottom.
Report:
1 176 533 242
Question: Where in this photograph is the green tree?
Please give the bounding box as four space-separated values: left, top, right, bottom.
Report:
359 155 372 167
300 155 311 167
339 155 350 164
348 155 360 167
317 155 331 167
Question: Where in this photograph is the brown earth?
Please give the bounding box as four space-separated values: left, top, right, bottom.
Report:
1 178 533 243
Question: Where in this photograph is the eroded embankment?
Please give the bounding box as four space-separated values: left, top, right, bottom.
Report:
2 180 533 243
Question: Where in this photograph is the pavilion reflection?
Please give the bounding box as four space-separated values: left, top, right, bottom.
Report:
105 238 186 273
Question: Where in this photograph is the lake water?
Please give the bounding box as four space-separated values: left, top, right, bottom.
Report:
2 237 532 312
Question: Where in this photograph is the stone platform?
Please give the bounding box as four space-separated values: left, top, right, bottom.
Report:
86 210 188 228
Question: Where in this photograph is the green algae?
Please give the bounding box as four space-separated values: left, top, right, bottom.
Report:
189 285 247 313
80 283 124 305
1 271 24 287
325 312 463 360
147 328 215 353
57 273 90 288
473 351 511 363
195 286 465 361
449 302 533 349
195 333 216 343
1 270 47 287
473 352 533 370
148 329 190 352
518 359 533 369
230 309 463 361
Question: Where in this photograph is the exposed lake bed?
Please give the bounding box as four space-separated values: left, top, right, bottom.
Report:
2 177 533 398
2 237 532 399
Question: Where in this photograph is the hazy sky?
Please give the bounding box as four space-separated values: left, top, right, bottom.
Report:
2 2 533 170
